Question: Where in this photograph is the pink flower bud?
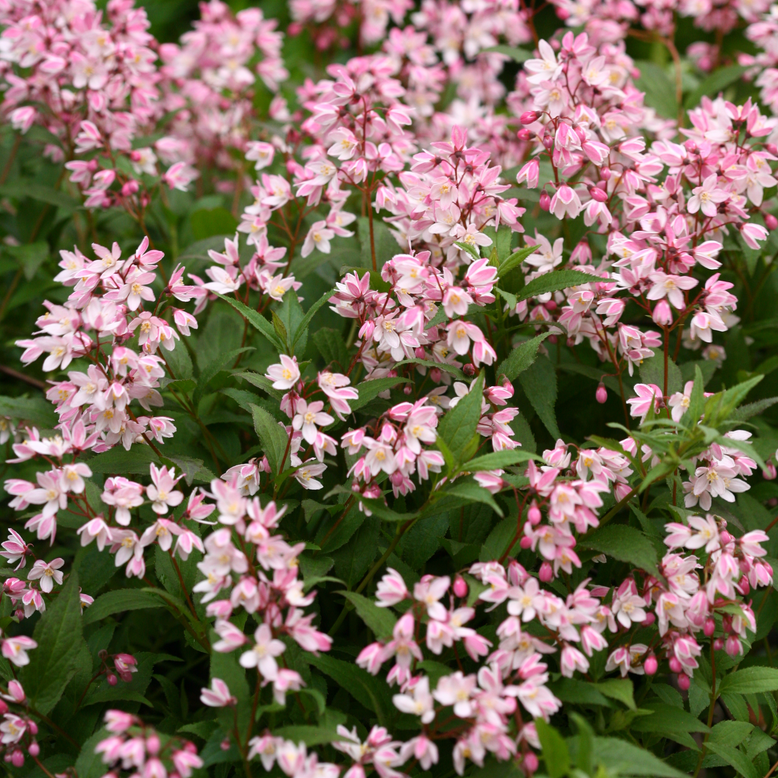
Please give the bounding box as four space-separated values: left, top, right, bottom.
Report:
713 638 725 650
520 111 539 125
652 300 673 326
121 180 139 197
684 140 697 153
738 576 750 595
644 655 658 675
641 612 656 626
719 530 733 545
544 300 557 312
517 128 532 141
11 750 23 768
669 657 682 673
766 214 778 231
146 735 160 755
453 576 468 598
221 739 231 751
539 562 553 582
589 186 608 202
725 635 742 657
542 135 554 150
28 743 39 758
539 192 551 211
766 143 778 155
0 701 7 715
528 504 542 525
463 363 476 376
677 673 691 691
524 752 539 773
763 462 777 480
595 384 607 404
600 167 611 180
107 673 118 686
28 722 37 736
520 536 533 549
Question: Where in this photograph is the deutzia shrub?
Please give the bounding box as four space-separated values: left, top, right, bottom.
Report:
2 1 778 777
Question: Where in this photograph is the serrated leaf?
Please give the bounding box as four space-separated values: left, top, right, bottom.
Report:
634 60 678 119
497 333 551 381
250 403 289 476
293 287 336 350
595 678 636 710
482 44 532 62
519 356 560 439
272 725 341 747
639 349 682 395
536 719 570 778
705 741 758 778
22 572 86 715
593 737 688 777
83 589 165 625
438 373 484 461
516 269 600 302
496 244 537 278
312 328 350 371
579 524 660 577
216 293 285 352
307 654 393 725
351 377 410 411
719 667 778 695
339 591 397 639
684 64 749 108
464 449 537 472
0 395 57 429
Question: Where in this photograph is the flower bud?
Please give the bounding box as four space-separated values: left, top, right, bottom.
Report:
524 752 539 773
713 637 725 651
520 111 539 125
589 186 608 202
765 214 778 231
539 192 551 211
542 135 554 150
528 504 542 525
763 462 777 480
766 143 778 155
684 140 698 153
668 657 682 673
28 743 39 758
107 673 118 686
544 300 557 312
11 750 24 768
539 562 553 582
146 735 160 755
221 739 231 751
0 701 7 715
677 673 691 691
641 612 656 627
520 536 533 550
453 576 468 599
517 128 532 141
600 167 611 180
652 300 673 326
644 655 658 675
595 384 607 404
719 530 733 545
738 576 750 595
463 363 476 376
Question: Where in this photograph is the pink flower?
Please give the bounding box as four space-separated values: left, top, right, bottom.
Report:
200 678 236 707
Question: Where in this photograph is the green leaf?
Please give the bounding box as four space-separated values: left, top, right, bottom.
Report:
195 347 254 403
593 737 688 777
684 64 749 108
463 449 537 472
22 571 86 715
730 396 778 422
639 350 682 395
496 244 537 279
351 377 410 411
277 289 307 355
293 287 336 351
595 678 636 710
433 480 504 517
83 589 165 625
0 182 80 213
339 591 397 639
519 356 560 439
516 269 599 302
307 654 393 725
482 44 532 62
234 370 283 400
719 667 778 695
0 395 57 429
634 61 678 119
497 333 551 382
250 403 289 476
73 729 110 778
5 241 49 281
216 293 285 352
191 207 238 241
393 357 465 379
536 718 570 778
579 524 660 577
272 725 341 747
705 741 758 778
709 721 755 748
87 445 158 475
630 702 709 748
438 373 485 460
312 328 350 371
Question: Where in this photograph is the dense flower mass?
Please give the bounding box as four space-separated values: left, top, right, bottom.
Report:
2 0 778 777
